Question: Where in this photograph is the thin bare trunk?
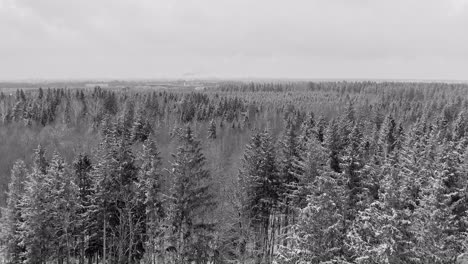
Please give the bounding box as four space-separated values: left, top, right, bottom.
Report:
103 215 107 264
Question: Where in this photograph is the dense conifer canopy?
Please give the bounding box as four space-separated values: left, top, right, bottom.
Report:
0 81 468 263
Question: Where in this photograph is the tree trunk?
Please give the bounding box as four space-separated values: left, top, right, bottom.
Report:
103 216 107 264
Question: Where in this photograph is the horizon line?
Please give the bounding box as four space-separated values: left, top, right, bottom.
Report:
0 77 467 84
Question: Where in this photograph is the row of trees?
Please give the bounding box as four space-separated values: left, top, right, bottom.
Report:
1 123 217 264
1 87 248 129
234 110 468 263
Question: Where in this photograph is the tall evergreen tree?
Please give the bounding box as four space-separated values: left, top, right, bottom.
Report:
325 119 342 173
315 115 327 143
137 138 166 263
167 126 217 264
341 123 368 224
1 160 28 264
278 124 304 204
279 156 347 263
277 124 305 247
412 137 468 261
238 130 280 263
46 153 78 264
347 145 417 264
91 130 143 264
20 146 52 264
377 115 398 160
131 110 152 142
208 119 217 139
299 111 315 143
73 153 94 263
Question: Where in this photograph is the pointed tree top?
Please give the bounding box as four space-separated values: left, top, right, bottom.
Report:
33 144 48 174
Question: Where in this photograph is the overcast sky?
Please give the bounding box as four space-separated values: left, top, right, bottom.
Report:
0 0 467 80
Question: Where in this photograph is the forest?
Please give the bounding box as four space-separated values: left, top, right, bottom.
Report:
1 81 468 264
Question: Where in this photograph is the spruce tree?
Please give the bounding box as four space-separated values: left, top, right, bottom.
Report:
280 158 347 263
412 137 468 261
377 115 397 160
324 119 342 173
167 126 217 264
300 111 315 143
1 160 28 264
238 130 280 263
20 146 52 264
46 152 78 264
278 124 304 205
137 138 166 262
347 144 417 264
277 123 304 246
453 110 467 140
208 119 217 139
131 110 152 142
315 115 327 143
91 128 142 264
291 136 329 210
73 153 94 263
341 123 368 223
412 175 458 263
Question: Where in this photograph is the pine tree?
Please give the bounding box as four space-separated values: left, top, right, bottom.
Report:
73 153 94 263
137 138 166 263
19 89 26 101
453 110 467 140
208 119 217 139
12 101 24 122
413 137 468 261
91 132 143 264
291 136 329 210
38 87 44 100
103 92 118 115
46 152 78 264
341 123 368 223
277 124 304 248
238 130 280 263
412 176 458 263
281 165 347 263
315 115 327 143
20 146 52 264
167 126 217 263
338 102 356 149
325 119 342 173
347 145 417 264
300 111 315 143
33 144 48 175
1 160 28 264
377 115 398 160
64 98 72 125
131 110 152 142
278 124 304 205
